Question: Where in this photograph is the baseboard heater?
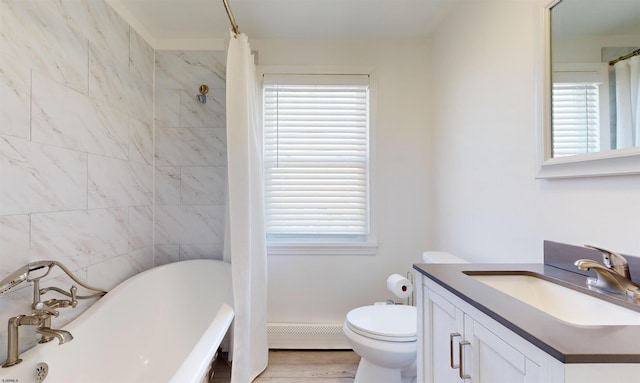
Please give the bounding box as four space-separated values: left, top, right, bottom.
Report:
267 323 350 349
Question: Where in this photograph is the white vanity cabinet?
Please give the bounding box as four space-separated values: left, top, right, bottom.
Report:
416 267 640 383
418 275 562 383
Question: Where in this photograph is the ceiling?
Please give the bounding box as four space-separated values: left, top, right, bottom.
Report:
107 0 456 44
108 0 640 48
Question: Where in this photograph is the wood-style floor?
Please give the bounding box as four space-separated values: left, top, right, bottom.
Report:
211 350 360 383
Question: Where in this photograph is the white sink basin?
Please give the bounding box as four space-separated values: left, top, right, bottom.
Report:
468 273 640 326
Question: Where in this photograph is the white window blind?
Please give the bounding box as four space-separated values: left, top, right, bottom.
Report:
551 82 601 157
263 74 370 242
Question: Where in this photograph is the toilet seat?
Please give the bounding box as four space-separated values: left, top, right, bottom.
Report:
346 305 417 342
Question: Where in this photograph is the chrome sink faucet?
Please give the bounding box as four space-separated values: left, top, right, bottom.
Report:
574 244 640 298
586 244 631 278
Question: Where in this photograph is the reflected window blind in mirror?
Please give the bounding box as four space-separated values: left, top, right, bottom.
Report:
552 82 601 157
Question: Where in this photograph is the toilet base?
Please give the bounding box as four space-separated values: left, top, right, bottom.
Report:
354 358 401 383
354 358 416 383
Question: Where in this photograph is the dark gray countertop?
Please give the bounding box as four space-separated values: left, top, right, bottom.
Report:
414 263 640 363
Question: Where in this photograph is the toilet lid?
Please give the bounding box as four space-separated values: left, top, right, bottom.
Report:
346 305 417 342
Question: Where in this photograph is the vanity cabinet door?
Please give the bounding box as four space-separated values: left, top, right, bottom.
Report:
421 285 465 383
464 316 543 383
420 276 557 383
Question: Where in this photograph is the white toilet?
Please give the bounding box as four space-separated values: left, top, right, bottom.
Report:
343 251 467 383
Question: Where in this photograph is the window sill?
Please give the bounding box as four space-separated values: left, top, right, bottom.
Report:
267 241 378 256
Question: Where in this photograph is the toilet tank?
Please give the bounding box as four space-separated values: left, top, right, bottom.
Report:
422 251 468 264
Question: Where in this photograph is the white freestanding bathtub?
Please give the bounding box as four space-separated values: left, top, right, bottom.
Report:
0 259 234 383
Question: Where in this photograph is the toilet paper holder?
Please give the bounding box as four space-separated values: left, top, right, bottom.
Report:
406 271 415 306
386 272 415 305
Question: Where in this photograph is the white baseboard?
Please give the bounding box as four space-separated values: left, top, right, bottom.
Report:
267 323 350 349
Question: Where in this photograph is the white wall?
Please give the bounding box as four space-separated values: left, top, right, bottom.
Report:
0 0 154 362
251 39 433 324
153 50 228 264
429 0 640 262
553 35 640 63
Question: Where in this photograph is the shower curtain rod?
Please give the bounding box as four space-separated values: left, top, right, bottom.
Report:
222 0 240 37
609 48 640 66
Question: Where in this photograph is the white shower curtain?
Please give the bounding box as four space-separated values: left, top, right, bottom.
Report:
614 56 640 148
224 32 269 383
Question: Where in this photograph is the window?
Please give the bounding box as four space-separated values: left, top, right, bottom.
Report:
262 73 375 255
551 82 601 157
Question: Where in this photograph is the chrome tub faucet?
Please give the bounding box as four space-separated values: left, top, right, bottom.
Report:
36 327 74 345
0 261 107 368
4 309 74 367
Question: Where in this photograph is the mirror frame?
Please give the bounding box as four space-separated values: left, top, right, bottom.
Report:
535 0 640 179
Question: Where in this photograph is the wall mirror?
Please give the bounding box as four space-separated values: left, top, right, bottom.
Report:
537 0 640 178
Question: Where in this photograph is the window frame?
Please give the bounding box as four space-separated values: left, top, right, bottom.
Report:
258 66 378 256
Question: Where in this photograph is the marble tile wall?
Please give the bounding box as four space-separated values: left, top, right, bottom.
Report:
0 0 154 361
154 51 227 265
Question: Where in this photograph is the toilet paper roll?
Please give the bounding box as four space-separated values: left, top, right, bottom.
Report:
387 274 413 299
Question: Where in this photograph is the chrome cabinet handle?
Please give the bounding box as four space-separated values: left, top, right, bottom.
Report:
459 340 471 379
449 333 461 369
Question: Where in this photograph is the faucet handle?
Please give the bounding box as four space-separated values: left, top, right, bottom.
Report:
70 285 78 308
584 244 630 278
33 302 59 317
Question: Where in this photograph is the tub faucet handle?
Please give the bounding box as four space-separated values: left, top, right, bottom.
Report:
33 302 59 317
70 285 78 308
